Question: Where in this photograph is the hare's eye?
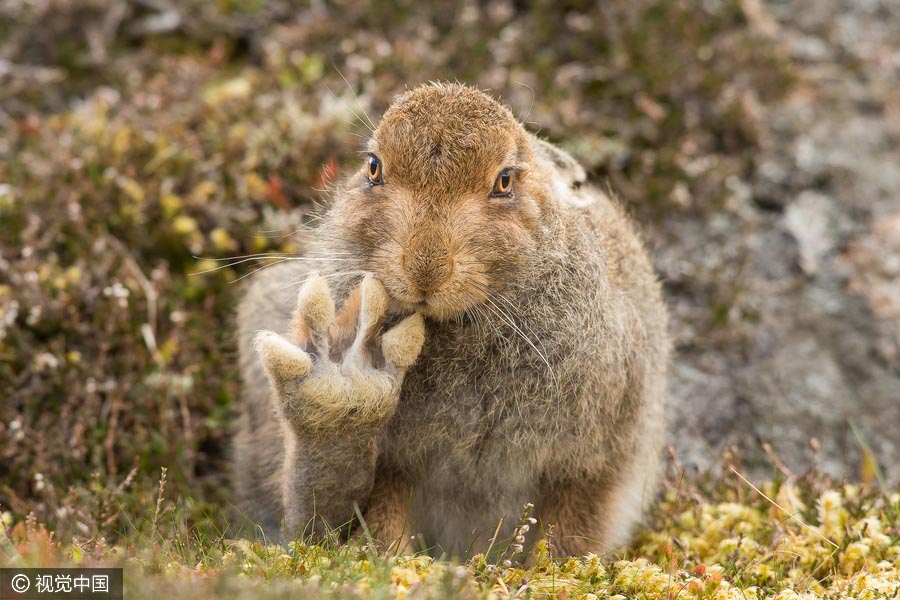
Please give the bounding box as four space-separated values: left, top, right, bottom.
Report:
367 155 384 185
491 168 514 197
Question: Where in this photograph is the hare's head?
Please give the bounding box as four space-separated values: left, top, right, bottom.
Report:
330 83 575 320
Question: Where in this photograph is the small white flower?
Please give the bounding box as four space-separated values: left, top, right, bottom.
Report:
34 352 60 371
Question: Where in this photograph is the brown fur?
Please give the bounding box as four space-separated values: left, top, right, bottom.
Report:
233 83 669 556
356 466 415 553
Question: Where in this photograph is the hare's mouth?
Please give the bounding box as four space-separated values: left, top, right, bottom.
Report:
382 273 488 321
388 292 435 315
390 292 479 323
383 289 440 317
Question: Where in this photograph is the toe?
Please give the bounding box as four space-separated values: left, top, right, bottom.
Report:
358 274 389 341
381 313 425 370
292 272 336 349
254 330 313 383
343 274 389 367
332 285 362 350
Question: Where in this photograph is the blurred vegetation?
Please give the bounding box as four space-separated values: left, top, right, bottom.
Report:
1 0 794 549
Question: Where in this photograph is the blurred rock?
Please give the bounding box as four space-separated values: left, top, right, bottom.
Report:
781 191 839 275
664 0 900 482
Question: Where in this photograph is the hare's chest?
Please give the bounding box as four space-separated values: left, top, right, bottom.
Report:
382 354 552 478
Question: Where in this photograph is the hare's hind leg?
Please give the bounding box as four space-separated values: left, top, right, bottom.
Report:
354 465 414 553
538 461 658 556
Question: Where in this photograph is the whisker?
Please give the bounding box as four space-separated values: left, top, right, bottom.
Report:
190 255 358 275
335 66 378 131
490 289 557 368
194 251 358 261
227 257 365 284
279 269 369 291
484 287 565 425
253 225 303 234
514 80 537 124
468 282 558 386
325 82 374 134
192 252 297 261
228 258 293 282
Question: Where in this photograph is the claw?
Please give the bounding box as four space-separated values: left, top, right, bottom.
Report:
381 313 425 370
254 330 313 383
292 272 335 352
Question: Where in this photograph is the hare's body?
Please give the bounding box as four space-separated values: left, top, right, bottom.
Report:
233 83 668 556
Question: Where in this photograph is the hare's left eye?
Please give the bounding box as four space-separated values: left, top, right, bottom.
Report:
491 167 513 198
367 155 384 185
491 168 514 197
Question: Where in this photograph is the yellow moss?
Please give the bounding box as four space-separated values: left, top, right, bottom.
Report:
210 227 237 252
775 483 806 517
112 127 132 156
65 266 82 284
161 193 183 218
191 181 219 205
228 123 250 144
817 489 849 542
251 236 270 252
118 177 146 204
173 216 198 236
203 77 253 107
244 172 268 200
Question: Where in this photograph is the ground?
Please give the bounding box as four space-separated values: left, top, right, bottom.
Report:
1 0 898 597
4 463 900 598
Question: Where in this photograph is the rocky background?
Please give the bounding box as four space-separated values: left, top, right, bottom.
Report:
1 0 898 536
664 0 900 481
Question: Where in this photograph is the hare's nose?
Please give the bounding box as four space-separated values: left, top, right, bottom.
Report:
402 247 453 293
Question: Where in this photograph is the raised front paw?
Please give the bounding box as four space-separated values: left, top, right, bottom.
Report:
254 273 425 432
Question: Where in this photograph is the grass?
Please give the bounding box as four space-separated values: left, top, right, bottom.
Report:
3 0 897 598
3 458 899 598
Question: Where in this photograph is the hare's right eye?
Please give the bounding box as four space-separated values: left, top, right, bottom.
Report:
367 155 384 185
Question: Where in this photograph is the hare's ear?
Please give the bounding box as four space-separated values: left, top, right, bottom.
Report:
528 133 587 191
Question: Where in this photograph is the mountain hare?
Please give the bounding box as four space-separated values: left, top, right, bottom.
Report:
233 82 669 557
